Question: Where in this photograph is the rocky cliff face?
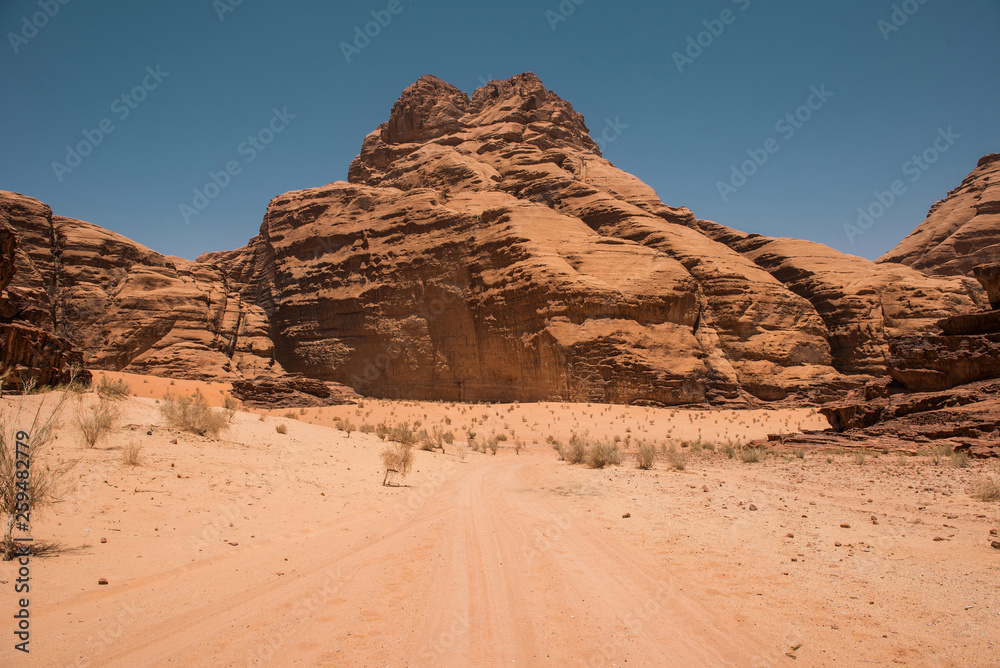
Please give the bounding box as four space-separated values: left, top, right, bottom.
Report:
203 74 978 404
0 190 279 381
878 153 1000 276
1 197 83 387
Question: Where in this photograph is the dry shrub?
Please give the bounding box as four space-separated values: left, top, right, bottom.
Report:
95 376 131 400
1 392 74 558
159 390 228 438
122 440 143 466
971 469 1000 502
586 442 622 469
381 443 413 486
275 423 288 435
636 442 656 470
76 397 118 448
665 445 687 471
740 447 764 463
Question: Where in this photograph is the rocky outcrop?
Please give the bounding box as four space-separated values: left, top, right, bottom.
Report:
0 190 279 382
973 263 1000 309
0 209 85 388
695 221 976 377
878 153 1000 277
203 73 983 405
230 374 358 408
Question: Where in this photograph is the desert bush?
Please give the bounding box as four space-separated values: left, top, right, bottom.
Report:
388 422 417 446
159 390 229 438
722 443 736 459
122 440 143 466
76 397 118 448
852 450 867 466
635 442 656 470
283 411 299 421
950 452 970 469
486 435 500 455
275 423 288 434
340 419 356 437
513 439 523 455
359 422 375 434
586 442 622 469
739 447 764 464
95 376 131 400
222 393 239 422
665 445 687 471
971 470 1000 502
896 454 909 467
381 443 413 486
564 441 586 465
793 448 806 459
1 392 74 558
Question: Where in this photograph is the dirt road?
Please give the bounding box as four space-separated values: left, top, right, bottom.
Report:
32 457 777 667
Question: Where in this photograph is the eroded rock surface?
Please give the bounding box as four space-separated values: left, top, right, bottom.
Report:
878 154 1000 277
1 190 279 381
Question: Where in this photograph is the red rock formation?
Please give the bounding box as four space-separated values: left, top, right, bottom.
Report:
1 190 279 382
206 74 977 404
878 154 1000 277
0 204 84 388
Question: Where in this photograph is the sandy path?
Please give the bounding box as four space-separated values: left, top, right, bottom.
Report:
32 456 771 667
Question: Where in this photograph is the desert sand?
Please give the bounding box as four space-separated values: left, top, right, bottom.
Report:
1 371 998 667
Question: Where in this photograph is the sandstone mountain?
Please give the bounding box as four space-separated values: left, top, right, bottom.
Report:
201 74 981 404
878 153 1000 276
2 74 993 406
0 190 279 382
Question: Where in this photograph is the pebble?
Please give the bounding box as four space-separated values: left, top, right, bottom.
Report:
98 578 108 585
749 504 758 511
991 541 1000 550
100 538 107 544
840 524 850 528
622 513 631 519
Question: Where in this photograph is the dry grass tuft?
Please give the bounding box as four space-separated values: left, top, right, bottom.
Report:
586 442 622 469
381 443 414 486
122 440 143 466
636 442 656 470
76 397 118 448
275 423 288 435
159 390 229 438
95 376 131 400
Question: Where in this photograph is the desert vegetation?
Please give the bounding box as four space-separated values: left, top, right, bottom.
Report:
159 390 229 437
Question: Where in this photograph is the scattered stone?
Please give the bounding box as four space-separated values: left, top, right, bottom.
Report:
227 541 239 546
98 578 108 585
748 504 758 511
933 537 945 542
622 513 631 519
990 529 998 536
834 542 842 547
169 438 178 444
702 485 709 492
991 541 1000 550
786 533 795 538
100 537 107 544
840 524 850 528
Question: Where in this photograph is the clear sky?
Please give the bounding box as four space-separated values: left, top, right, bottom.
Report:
2 0 997 261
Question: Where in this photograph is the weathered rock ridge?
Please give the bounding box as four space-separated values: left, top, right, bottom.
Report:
203 74 979 404
0 190 279 381
878 153 1000 277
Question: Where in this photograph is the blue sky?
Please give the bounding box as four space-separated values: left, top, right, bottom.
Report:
1 0 997 261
